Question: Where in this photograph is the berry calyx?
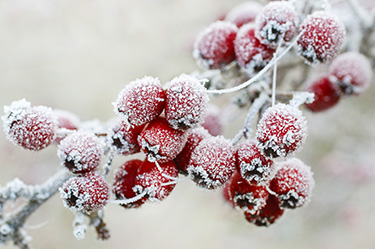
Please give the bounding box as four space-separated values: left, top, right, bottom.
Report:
164 74 209 130
187 135 236 189
60 171 109 213
256 103 307 158
193 21 238 70
114 76 165 127
2 99 57 151
270 158 315 209
297 11 346 64
305 76 341 112
57 131 104 174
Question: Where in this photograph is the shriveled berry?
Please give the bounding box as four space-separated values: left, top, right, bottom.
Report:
134 160 178 202
270 158 315 209
227 172 269 214
255 1 299 48
225 1 262 28
329 51 373 95
60 171 109 213
108 120 145 156
57 131 104 174
297 11 346 64
234 23 275 74
193 21 238 69
174 127 211 175
244 194 284 227
165 74 209 130
112 159 146 208
236 139 275 185
201 104 223 136
187 136 236 189
138 117 188 162
256 103 307 158
305 76 341 112
114 76 165 127
2 99 57 151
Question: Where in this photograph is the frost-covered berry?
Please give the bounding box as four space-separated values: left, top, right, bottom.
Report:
57 131 104 174
227 172 269 214
138 117 188 162
108 120 145 156
134 160 178 202
165 74 209 130
236 139 275 185
201 104 223 136
114 76 165 127
225 1 263 28
174 127 211 175
255 1 299 48
244 194 284 227
256 103 307 158
2 99 57 151
53 109 80 144
297 11 346 64
270 158 315 209
329 52 373 95
187 136 236 189
234 23 275 74
193 21 238 69
60 171 109 213
112 159 146 208
305 76 341 112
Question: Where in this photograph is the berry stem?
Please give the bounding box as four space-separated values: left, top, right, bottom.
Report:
109 190 148 205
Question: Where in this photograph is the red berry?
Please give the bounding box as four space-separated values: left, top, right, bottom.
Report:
305 76 341 112
114 76 165 127
2 99 57 151
174 127 211 175
57 131 104 174
187 135 236 189
256 103 307 158
201 104 223 136
53 109 80 144
112 159 146 208
227 172 269 214
60 171 109 213
297 11 346 64
255 1 299 48
138 117 188 162
270 158 315 209
225 1 262 28
234 23 275 74
244 194 284 227
165 74 209 130
236 139 275 185
329 52 373 95
193 21 238 69
108 120 145 156
134 160 178 202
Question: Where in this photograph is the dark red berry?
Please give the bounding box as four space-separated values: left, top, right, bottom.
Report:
256 104 307 158
114 76 165 127
236 139 275 185
187 135 236 189
193 21 238 69
305 76 341 112
138 117 188 162
112 159 146 208
57 131 104 174
270 158 315 209
134 160 179 202
2 99 57 151
234 23 275 74
60 171 109 213
244 194 284 227
329 51 373 95
255 1 299 48
165 74 209 130
225 1 262 28
297 11 346 64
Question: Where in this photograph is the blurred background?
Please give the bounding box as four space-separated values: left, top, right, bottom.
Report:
0 0 374 248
